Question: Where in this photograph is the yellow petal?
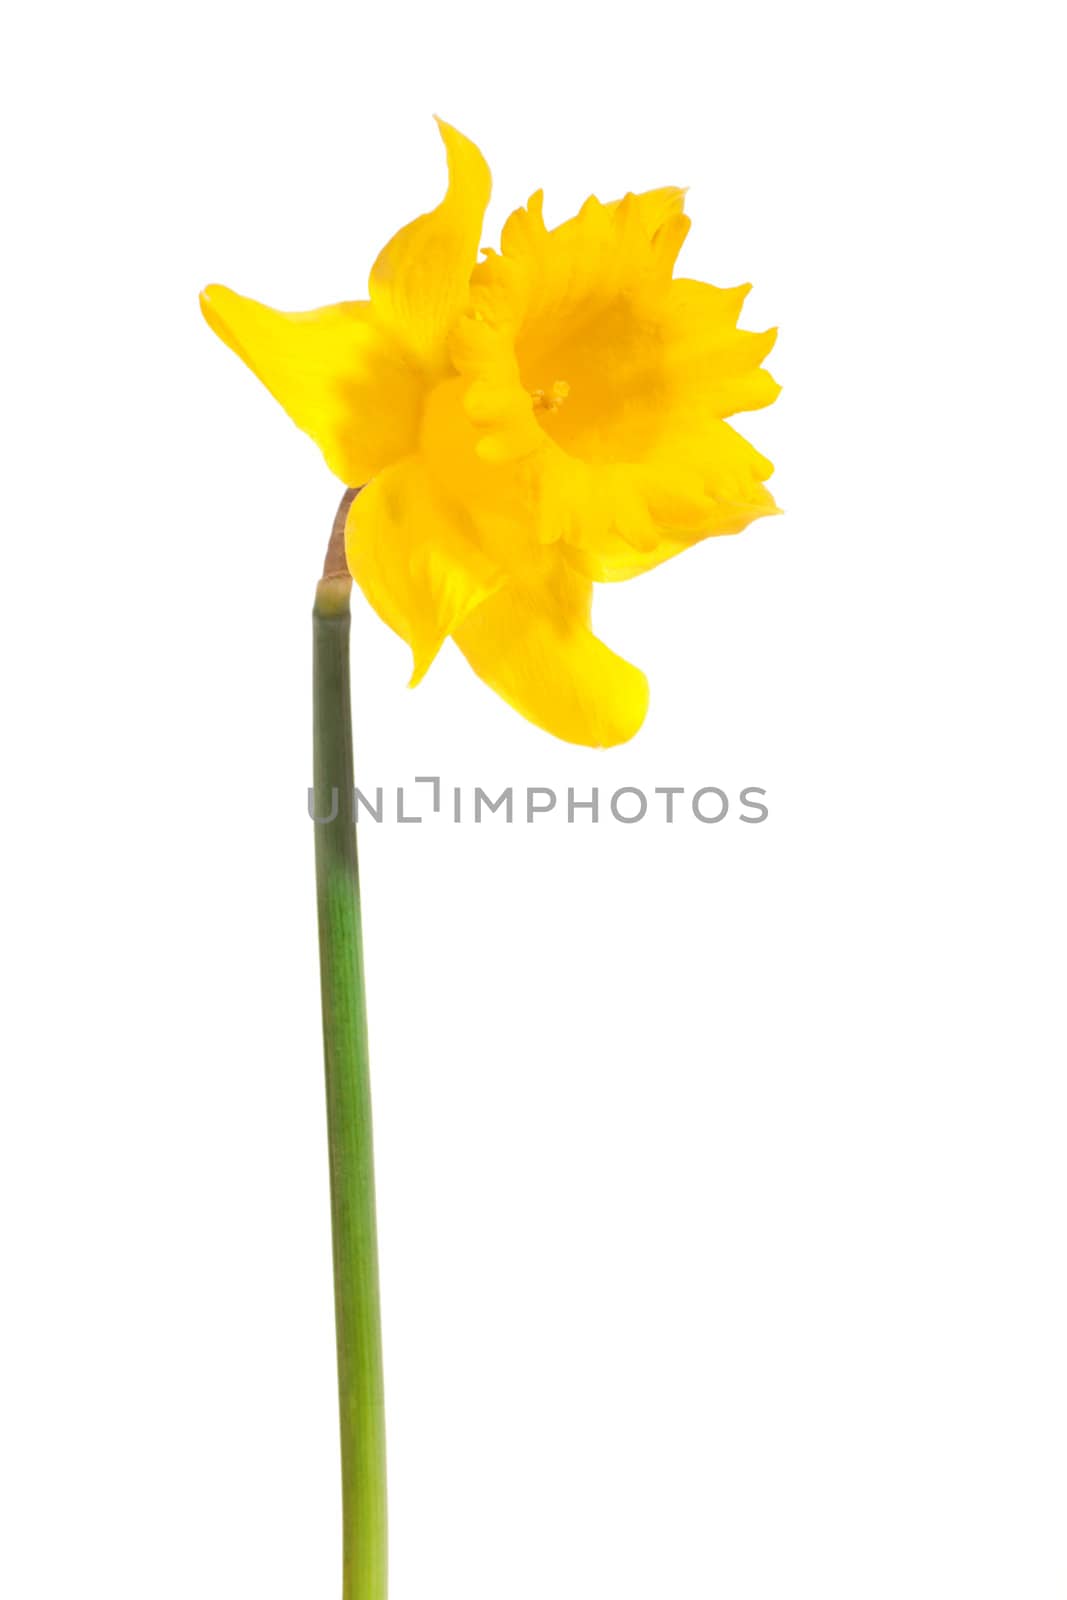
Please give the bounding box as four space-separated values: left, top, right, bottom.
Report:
345 456 503 684
200 285 421 484
554 419 779 581
658 280 781 415
453 557 649 747
369 119 491 377
563 490 779 582
626 185 688 233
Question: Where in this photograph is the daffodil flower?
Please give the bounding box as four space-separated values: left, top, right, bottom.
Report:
202 120 779 746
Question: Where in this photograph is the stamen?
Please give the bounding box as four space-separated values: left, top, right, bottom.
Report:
530 378 571 413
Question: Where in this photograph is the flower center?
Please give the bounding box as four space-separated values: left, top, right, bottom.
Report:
529 378 570 413
518 298 664 462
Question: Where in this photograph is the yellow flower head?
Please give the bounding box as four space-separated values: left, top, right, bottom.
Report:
201 120 779 747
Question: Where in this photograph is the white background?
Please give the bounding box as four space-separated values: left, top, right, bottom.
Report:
2 2 1065 1596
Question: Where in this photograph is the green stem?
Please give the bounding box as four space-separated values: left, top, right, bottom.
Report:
312 498 387 1600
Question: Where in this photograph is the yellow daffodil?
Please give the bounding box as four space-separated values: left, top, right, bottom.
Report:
201 120 779 746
